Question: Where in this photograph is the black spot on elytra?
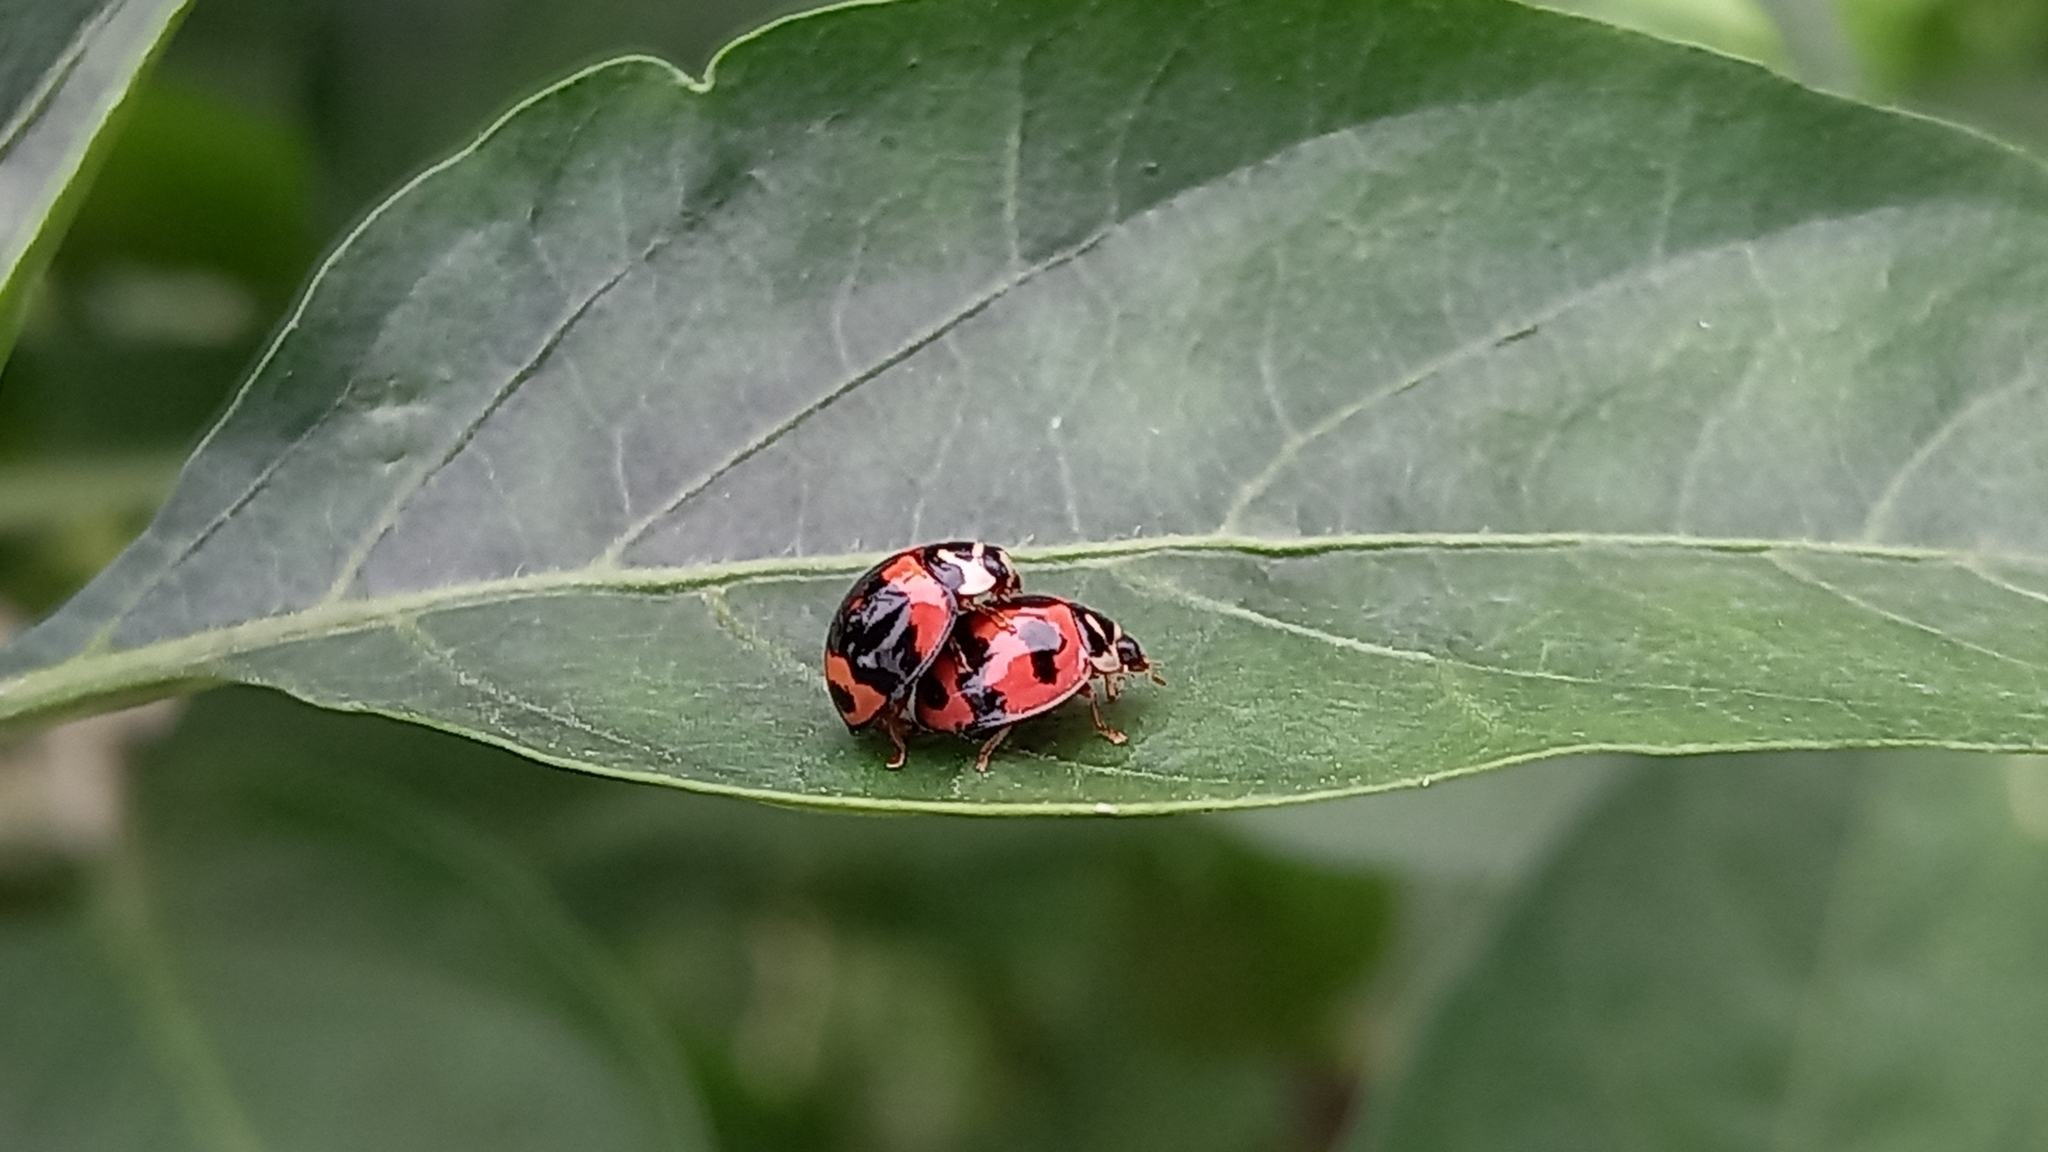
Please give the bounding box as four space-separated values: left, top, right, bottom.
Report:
951 629 1011 734
1014 616 1067 680
829 581 929 700
952 625 994 669
827 680 856 715
916 666 950 712
962 680 1009 736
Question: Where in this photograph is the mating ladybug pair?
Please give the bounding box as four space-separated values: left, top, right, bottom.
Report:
823 541 1162 772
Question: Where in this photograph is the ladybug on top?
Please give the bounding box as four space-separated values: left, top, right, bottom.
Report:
823 542 1160 771
824 542 1019 768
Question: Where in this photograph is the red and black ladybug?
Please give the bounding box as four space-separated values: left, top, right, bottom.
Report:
824 541 1021 767
914 595 1162 772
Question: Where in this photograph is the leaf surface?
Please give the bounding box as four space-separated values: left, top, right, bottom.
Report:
1355 752 2048 1150
0 0 190 353
9 0 2048 809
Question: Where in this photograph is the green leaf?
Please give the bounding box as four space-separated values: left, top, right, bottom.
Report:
9 0 2048 811
0 694 711 1152
1353 751 2048 1150
0 0 192 357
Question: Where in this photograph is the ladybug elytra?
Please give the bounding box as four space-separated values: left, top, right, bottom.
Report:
914 594 1163 772
823 541 1021 767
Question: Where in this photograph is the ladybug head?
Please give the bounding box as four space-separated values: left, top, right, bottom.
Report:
1074 605 1149 673
1074 604 1167 696
1112 632 1150 673
926 541 1022 601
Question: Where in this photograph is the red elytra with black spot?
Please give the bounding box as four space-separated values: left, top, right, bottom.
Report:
823 541 1020 767
914 595 1160 772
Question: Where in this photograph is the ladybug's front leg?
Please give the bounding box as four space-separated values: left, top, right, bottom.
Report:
881 709 910 770
1080 682 1127 745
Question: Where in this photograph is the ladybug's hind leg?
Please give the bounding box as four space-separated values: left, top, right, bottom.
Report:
973 727 1012 773
1081 682 1127 745
882 710 910 770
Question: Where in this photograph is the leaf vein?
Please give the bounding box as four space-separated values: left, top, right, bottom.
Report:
597 226 1115 564
1860 363 2044 542
1221 231 1777 533
394 617 683 765
701 588 815 682
324 237 662 602
1765 551 2046 673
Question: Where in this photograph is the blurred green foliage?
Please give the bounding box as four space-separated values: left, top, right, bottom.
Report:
1845 0 2048 92
55 79 313 301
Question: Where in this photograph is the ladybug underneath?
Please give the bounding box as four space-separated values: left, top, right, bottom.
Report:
823 541 1021 768
915 594 1164 772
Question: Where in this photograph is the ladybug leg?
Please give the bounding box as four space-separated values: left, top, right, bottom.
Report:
973 727 1012 773
882 710 910 770
1081 682 1127 745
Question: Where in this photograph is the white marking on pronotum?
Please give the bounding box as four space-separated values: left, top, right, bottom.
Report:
1077 610 1106 646
939 547 996 597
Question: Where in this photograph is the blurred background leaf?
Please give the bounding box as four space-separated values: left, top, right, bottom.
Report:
0 0 192 357
1354 751 2048 1151
0 687 710 1152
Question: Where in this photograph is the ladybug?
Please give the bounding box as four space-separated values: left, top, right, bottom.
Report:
914 595 1163 772
824 541 1022 767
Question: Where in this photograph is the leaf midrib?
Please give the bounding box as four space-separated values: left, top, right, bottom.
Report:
1 530 2032 734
